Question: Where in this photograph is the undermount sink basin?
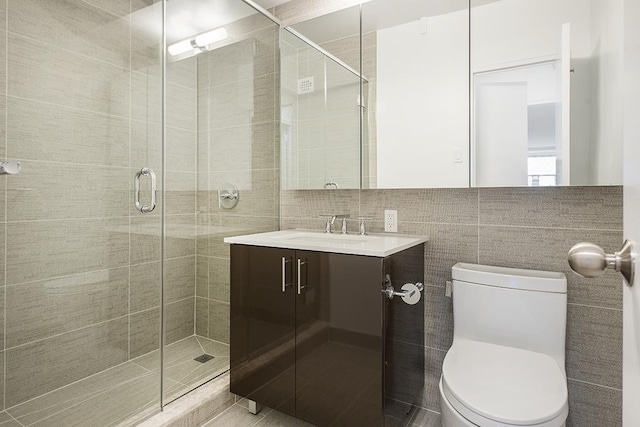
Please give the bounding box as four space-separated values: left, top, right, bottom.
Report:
224 229 428 257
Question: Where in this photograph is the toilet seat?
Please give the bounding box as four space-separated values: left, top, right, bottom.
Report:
441 340 568 427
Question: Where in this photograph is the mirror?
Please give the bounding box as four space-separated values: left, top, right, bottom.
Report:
280 6 362 190
280 0 624 189
469 0 623 187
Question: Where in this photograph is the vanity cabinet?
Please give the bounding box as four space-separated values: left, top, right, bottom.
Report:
229 241 426 427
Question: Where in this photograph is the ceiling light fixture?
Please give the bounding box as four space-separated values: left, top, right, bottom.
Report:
168 27 229 56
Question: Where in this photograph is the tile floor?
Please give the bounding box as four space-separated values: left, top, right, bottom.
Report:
0 335 229 427
202 398 442 427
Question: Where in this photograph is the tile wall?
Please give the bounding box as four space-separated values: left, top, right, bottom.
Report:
0 0 200 409
195 14 281 345
280 186 624 426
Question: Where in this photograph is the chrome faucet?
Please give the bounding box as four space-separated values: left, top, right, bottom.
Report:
320 214 350 234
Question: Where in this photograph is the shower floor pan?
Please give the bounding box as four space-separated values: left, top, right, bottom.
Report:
1 335 229 426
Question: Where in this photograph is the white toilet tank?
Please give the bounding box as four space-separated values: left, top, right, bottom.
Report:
451 263 567 371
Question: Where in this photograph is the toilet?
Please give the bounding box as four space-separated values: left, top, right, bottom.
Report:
440 263 569 427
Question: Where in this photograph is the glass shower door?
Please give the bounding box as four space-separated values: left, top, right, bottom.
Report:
161 0 281 404
1 0 164 425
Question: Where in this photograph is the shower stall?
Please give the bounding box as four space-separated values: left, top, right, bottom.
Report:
0 0 279 424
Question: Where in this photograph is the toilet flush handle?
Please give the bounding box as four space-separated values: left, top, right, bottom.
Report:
568 240 635 286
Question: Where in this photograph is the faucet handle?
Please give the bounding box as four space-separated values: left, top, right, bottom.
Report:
358 216 373 235
319 215 337 233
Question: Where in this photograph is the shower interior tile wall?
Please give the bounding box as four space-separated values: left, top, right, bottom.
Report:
0 0 279 411
0 0 199 409
280 186 624 427
194 18 280 344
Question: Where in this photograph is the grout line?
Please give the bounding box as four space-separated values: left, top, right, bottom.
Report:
7 29 132 79
77 0 127 19
4 314 130 352
567 302 623 312
4 359 148 412
567 377 622 392
4 411 25 427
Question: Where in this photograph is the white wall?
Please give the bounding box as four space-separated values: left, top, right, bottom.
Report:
376 10 469 188
590 0 623 185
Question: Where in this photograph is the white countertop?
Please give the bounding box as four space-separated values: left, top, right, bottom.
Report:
224 229 428 257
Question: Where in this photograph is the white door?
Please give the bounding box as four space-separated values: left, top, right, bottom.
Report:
474 82 529 186
623 0 640 424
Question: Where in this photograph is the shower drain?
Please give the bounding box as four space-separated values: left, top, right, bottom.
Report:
194 354 215 363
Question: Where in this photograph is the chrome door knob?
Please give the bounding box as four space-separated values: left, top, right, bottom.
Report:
568 240 635 286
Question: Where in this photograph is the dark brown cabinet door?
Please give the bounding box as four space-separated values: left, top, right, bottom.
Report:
230 245 296 416
294 251 385 427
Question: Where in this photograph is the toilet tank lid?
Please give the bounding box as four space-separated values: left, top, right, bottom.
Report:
452 263 567 293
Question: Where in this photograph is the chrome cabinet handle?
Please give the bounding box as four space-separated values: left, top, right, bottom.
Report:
297 259 307 294
568 240 635 286
282 257 293 292
134 167 157 213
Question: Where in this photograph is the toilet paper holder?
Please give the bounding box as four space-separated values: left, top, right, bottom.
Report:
382 274 424 305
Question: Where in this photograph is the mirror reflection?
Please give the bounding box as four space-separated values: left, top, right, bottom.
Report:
280 6 362 190
280 0 624 190
470 0 622 187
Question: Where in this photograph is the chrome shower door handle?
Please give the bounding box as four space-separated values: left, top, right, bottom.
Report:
134 167 157 213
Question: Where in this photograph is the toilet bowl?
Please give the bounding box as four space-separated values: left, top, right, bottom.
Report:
440 263 569 427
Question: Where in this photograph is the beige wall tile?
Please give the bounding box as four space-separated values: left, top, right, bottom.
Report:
9 0 130 68
479 186 623 230
479 225 623 309
5 316 128 407
196 297 208 337
423 223 479 288
0 95 5 159
210 123 275 172
208 39 255 88
8 97 129 166
7 218 129 285
130 216 162 265
280 189 359 220
168 82 197 131
166 298 195 344
0 288 4 349
166 171 196 215
167 56 196 89
7 161 129 221
567 304 623 389
131 70 161 124
359 188 479 224
208 257 230 303
130 308 160 359
166 215 197 259
196 256 208 298
208 300 229 344
0 0 5 31
6 267 129 348
8 33 130 117
166 255 196 303
130 261 161 313
0 31 5 96
210 169 277 217
0 352 3 411
566 379 621 426
84 0 131 17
